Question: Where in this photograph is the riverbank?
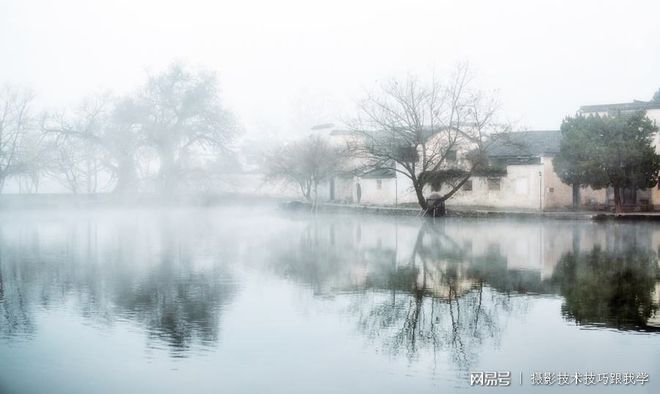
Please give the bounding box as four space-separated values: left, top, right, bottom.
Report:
3 193 660 221
312 202 660 221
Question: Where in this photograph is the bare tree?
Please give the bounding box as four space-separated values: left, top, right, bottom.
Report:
134 63 237 195
350 66 507 212
0 86 35 193
42 93 141 194
264 134 344 205
12 127 49 193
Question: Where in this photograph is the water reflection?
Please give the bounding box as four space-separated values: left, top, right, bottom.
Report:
0 208 659 385
270 216 660 370
0 211 237 355
552 247 659 331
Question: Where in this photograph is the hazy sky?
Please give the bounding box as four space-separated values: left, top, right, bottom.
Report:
2 0 660 140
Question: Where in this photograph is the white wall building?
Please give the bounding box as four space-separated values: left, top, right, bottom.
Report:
318 127 606 211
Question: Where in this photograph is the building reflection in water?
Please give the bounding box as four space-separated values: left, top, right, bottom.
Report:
270 216 660 370
0 209 658 366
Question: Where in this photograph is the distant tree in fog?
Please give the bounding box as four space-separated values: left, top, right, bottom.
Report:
38 64 238 196
47 135 100 193
133 63 237 195
0 86 35 193
42 93 141 194
350 65 507 213
264 134 344 204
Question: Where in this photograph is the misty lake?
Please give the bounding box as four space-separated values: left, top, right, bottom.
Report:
0 204 659 393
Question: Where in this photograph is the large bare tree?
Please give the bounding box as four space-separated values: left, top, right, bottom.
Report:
134 63 237 195
351 66 507 212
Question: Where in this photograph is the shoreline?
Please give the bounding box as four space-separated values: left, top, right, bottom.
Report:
311 202 660 222
2 193 660 221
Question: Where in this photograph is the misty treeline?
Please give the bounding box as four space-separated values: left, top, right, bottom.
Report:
0 63 237 196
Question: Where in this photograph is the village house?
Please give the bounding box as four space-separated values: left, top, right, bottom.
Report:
439 130 606 211
311 97 660 212
316 125 606 211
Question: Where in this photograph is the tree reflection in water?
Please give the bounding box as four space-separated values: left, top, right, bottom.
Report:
0 213 237 356
272 218 660 371
273 219 533 371
552 246 659 331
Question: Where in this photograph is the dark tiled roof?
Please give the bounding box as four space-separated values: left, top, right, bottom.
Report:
330 126 446 142
360 167 397 179
311 123 335 130
486 130 560 158
579 100 660 113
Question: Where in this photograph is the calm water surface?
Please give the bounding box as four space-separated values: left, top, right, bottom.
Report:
0 205 658 393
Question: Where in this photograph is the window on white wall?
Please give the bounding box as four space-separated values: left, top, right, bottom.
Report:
463 180 473 191
487 178 501 191
376 179 382 190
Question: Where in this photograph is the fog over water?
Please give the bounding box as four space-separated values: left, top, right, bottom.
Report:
0 205 658 393
2 1 660 392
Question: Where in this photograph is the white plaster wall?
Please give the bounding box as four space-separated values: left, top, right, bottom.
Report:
355 178 397 205
444 164 544 210
544 157 607 209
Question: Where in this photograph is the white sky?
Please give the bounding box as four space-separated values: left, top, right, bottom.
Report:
2 0 660 141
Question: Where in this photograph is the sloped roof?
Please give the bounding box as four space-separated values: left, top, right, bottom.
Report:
486 130 560 158
579 100 660 113
328 126 445 142
360 167 397 179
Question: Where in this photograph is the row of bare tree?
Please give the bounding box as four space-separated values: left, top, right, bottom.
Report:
0 63 237 196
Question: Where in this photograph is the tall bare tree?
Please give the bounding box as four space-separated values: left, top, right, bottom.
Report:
134 63 237 195
350 66 507 212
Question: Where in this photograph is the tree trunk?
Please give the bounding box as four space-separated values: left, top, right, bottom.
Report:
113 158 137 195
413 181 428 211
572 184 580 210
158 148 177 197
613 187 622 213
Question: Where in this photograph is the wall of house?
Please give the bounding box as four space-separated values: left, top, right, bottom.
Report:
354 177 397 205
543 157 607 209
443 163 544 210
436 157 607 211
